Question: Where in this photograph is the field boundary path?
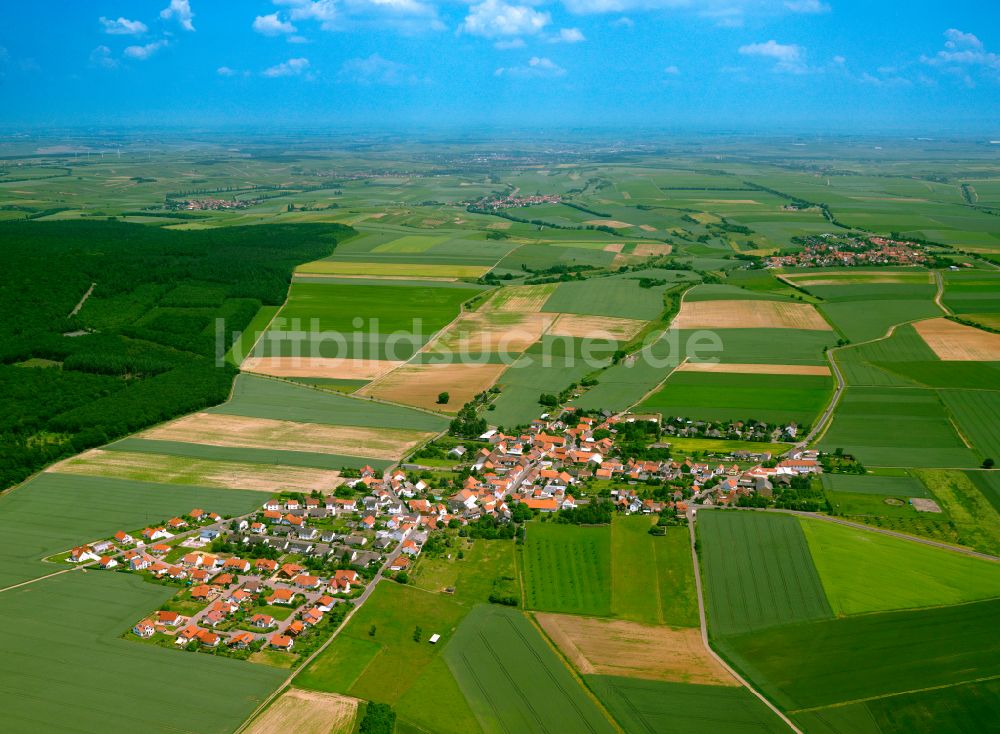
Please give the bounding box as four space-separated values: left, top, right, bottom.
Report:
686 509 804 734
233 547 404 734
67 281 96 318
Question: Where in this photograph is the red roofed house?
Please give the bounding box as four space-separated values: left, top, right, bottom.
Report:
270 634 294 651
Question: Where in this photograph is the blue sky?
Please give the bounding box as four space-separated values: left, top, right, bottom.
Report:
1 0 998 132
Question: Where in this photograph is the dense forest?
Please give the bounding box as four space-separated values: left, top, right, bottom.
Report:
0 219 353 490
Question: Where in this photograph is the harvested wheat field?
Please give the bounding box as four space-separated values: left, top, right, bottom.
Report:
141 412 433 459
914 318 1000 361
241 356 404 381
481 283 559 313
245 689 358 734
362 362 507 411
547 313 647 340
50 449 343 493
632 243 673 257
672 299 832 330
677 362 831 376
639 224 657 232
603 243 625 253
584 219 633 229
430 311 556 354
535 613 736 686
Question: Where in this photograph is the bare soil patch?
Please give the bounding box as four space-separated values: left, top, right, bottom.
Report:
245 689 359 734
362 362 507 412
584 219 633 229
50 449 343 493
638 224 657 232
914 318 1000 361
536 613 736 686
673 299 832 331
141 412 433 459
632 243 673 257
547 313 647 340
242 357 404 381
677 362 831 376
603 242 625 253
481 283 558 314
430 311 556 354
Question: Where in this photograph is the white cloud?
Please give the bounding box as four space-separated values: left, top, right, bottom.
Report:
663 64 680 74
551 27 585 43
922 28 1000 78
124 40 169 60
495 38 526 49
99 17 148 35
495 56 566 78
89 45 117 69
254 13 297 35
262 57 311 77
784 0 830 14
611 16 634 28
944 29 982 50
217 66 237 76
276 0 338 29
739 39 806 73
339 53 419 84
160 0 195 31
461 0 550 38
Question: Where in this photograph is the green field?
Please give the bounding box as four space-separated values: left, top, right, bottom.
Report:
0 473 263 588
818 387 978 468
939 389 1000 461
255 280 482 359
697 511 833 636
107 437 393 471
717 598 1000 712
210 374 448 431
915 469 1000 556
0 571 283 733
296 582 472 712
443 605 617 734
639 371 832 426
610 517 698 627
542 277 668 320
800 517 1000 615
821 472 930 497
588 676 789 734
521 522 612 617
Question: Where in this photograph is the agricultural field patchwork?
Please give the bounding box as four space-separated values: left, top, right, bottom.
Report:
443 605 617 734
639 370 833 426
49 448 344 493
800 517 1000 615
537 613 733 686
716 598 1000 712
587 677 790 734
697 510 833 636
521 522 612 617
0 571 284 734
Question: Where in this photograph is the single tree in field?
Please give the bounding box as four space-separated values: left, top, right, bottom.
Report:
413 626 422 643
437 392 450 405
984 458 996 470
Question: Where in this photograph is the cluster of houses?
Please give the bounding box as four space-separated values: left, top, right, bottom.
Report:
414 412 822 522
468 191 563 212
662 417 801 443
766 235 930 268
131 556 364 654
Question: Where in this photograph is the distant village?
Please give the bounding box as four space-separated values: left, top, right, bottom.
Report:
468 191 563 212
766 235 932 268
